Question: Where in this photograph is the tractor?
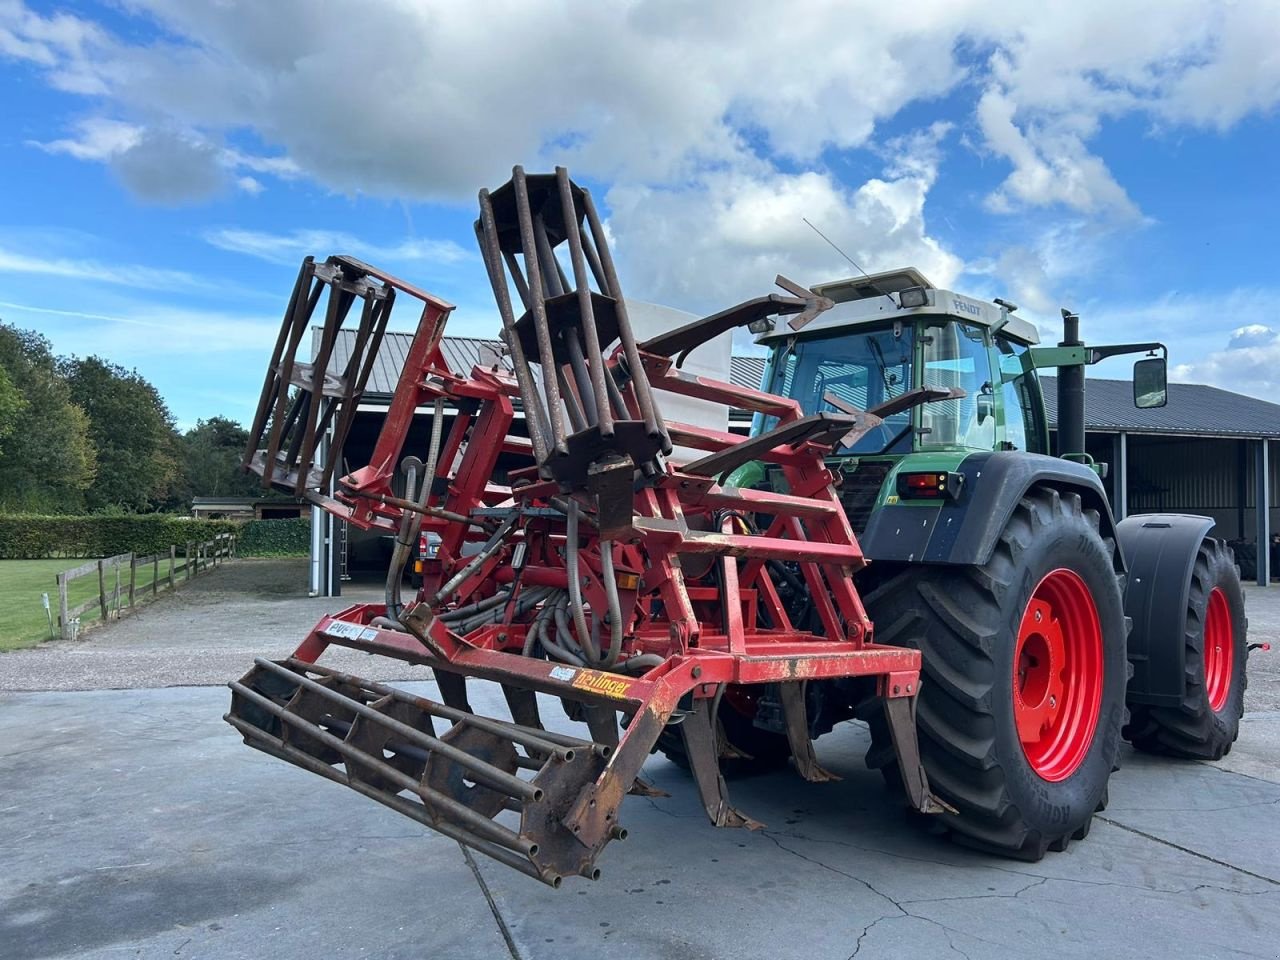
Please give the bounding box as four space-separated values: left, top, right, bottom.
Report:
227 167 1252 887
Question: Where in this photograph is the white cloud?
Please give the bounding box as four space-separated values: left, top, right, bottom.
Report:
32 117 296 203
203 227 471 267
4 0 1280 350
3 0 1274 211
608 124 962 314
0 246 211 292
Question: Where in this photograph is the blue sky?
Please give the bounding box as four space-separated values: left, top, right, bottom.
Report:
2 0 1278 428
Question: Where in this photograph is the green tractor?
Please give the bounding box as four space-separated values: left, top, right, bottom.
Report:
663 267 1250 861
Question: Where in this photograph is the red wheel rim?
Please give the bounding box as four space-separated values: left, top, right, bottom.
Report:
1204 587 1234 712
1013 568 1104 782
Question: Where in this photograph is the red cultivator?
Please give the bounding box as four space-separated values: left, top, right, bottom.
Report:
229 167 946 887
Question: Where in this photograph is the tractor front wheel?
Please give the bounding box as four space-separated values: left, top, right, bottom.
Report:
1125 539 1247 760
861 486 1129 860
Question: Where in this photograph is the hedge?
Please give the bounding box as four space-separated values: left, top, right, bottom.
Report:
0 514 239 559
236 518 311 557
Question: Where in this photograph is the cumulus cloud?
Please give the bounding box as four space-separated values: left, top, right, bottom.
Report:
1172 324 1280 398
4 0 1277 210
4 0 1280 328
608 124 962 313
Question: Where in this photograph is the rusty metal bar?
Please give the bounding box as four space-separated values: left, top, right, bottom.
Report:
476 193 552 466
579 187 667 449
229 680 536 854
512 166 567 455
555 166 613 436
225 714 551 884
284 659 594 759
251 658 542 802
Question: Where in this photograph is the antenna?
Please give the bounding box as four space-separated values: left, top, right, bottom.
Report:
801 218 896 304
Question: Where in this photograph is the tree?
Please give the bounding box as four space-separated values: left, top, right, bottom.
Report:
179 416 262 500
0 322 97 512
0 366 23 456
61 356 183 512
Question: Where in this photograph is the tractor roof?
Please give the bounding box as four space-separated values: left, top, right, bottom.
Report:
757 267 1040 347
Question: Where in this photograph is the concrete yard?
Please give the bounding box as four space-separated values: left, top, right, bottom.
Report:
2 560 1278 959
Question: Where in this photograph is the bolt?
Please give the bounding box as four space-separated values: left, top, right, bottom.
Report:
893 684 900 695
907 684 913 693
1049 695 1057 708
1035 610 1043 623
691 666 702 679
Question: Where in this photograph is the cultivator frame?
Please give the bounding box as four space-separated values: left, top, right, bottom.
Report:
230 166 947 887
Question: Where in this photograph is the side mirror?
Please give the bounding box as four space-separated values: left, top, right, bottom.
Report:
976 393 994 425
1134 357 1167 409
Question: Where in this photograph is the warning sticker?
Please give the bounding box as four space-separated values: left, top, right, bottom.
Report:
548 666 577 682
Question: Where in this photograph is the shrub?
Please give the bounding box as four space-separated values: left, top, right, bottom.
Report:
0 514 237 559
236 518 311 557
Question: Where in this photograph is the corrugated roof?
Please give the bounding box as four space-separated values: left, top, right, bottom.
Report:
323 329 767 395
1041 376 1280 439
318 329 1280 439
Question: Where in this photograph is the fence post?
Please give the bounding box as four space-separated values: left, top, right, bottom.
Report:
153 554 159 597
97 559 108 621
128 553 137 610
187 542 194 580
169 545 176 589
113 562 121 618
57 572 70 641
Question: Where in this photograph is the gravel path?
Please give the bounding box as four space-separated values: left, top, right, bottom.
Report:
2 558 1277 710
0 559 435 691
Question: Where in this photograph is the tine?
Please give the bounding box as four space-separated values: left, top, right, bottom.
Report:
502 684 544 731
679 695 764 830
778 682 840 783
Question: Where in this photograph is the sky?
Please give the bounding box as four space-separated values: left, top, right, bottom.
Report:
1 0 1279 429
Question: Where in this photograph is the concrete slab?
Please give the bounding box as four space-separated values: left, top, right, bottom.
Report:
0 687 511 960
3 681 1278 960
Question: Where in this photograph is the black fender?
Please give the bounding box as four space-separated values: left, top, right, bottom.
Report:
859 451 1122 569
1115 513 1217 707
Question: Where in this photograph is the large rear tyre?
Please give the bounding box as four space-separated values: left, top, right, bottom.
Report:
861 487 1129 860
1125 539 1247 760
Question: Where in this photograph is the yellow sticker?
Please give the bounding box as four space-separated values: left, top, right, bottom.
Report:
885 495 899 505
571 669 635 699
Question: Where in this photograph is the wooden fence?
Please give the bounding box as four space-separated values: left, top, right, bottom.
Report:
55 533 236 641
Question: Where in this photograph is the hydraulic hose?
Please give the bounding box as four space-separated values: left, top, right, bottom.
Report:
597 540 623 668
385 396 446 620
564 500 601 663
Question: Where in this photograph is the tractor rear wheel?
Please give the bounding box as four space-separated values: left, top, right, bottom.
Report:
861 487 1129 860
1125 539 1247 760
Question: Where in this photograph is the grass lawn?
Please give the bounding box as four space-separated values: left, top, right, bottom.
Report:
0 558 167 652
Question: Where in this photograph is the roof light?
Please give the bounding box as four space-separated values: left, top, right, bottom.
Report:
748 316 776 335
898 286 928 309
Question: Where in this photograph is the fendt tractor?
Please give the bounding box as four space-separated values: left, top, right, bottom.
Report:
228 167 1255 888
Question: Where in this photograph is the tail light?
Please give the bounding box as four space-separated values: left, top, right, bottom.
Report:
896 471 964 501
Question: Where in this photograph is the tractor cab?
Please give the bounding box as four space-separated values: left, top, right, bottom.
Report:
752 268 1049 459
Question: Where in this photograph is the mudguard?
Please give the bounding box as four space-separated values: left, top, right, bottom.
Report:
859 451 1121 569
1115 513 1217 707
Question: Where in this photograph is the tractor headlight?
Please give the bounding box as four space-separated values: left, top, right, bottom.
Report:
898 286 929 309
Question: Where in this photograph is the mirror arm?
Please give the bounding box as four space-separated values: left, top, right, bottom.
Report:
1086 342 1166 364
